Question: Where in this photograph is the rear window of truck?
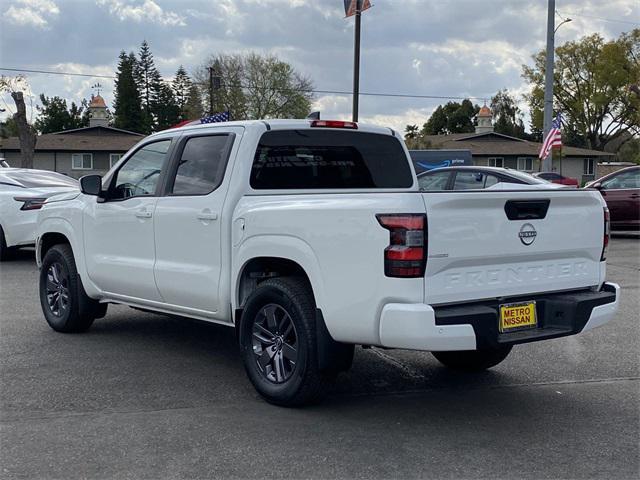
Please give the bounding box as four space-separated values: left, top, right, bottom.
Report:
250 130 413 189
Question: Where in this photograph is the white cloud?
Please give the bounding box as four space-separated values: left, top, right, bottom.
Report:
97 0 185 26
4 0 59 28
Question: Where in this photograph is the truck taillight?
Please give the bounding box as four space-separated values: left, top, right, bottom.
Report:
601 207 610 261
376 214 427 278
14 197 47 211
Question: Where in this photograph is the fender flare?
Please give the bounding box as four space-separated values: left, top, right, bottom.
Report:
232 234 327 313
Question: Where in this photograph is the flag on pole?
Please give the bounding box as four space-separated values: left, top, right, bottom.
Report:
539 113 562 159
344 0 371 17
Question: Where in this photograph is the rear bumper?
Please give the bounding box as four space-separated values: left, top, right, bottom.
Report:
378 282 620 351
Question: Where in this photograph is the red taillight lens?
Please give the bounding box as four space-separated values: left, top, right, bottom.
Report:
376 214 427 278
14 197 47 211
601 207 610 261
310 120 358 129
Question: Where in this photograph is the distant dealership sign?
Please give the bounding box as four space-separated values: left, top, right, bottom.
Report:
409 149 473 174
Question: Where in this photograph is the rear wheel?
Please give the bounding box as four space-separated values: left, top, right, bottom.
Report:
39 244 107 333
432 345 512 372
239 277 335 406
0 225 15 262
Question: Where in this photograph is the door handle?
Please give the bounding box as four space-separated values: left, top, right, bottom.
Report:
197 211 218 221
135 210 153 219
630 194 639 199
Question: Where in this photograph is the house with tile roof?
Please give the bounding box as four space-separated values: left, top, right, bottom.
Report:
0 95 144 178
422 106 613 185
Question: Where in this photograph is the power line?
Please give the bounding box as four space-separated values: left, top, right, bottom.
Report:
0 66 488 102
559 11 640 26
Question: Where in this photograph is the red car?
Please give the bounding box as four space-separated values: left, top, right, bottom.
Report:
587 166 640 231
534 172 579 187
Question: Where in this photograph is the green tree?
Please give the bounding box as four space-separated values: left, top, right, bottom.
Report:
0 117 19 138
404 124 419 140
34 94 88 133
172 65 192 120
194 52 313 120
422 100 478 135
522 29 640 150
134 40 162 132
154 83 180 130
184 84 204 119
490 89 527 139
113 51 144 133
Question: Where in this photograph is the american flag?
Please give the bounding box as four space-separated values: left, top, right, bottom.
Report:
169 111 230 129
200 111 230 124
539 113 562 159
344 0 371 17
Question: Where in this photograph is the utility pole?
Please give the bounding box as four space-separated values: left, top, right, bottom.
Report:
208 66 215 115
352 6 361 122
541 0 556 172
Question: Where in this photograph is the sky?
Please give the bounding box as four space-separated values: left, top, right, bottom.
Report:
0 0 638 133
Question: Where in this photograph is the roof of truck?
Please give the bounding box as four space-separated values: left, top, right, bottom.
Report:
159 119 397 137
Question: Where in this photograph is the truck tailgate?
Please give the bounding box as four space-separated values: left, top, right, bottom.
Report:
422 190 605 305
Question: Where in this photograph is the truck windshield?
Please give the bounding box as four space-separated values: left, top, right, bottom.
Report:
250 130 414 189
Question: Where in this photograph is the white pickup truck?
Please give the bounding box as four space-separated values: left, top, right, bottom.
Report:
36 119 620 406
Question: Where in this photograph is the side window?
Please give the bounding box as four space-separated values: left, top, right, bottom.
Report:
170 135 233 195
109 140 171 200
453 171 486 190
484 174 499 188
602 170 640 190
418 171 450 191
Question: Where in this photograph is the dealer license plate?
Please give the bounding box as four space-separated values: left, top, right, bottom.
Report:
499 301 537 333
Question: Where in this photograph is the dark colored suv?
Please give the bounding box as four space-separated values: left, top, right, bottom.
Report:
588 166 640 231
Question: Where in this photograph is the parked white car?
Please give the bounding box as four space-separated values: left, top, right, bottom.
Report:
0 168 78 260
35 119 619 406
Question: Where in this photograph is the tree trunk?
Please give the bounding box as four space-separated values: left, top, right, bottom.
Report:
11 91 37 169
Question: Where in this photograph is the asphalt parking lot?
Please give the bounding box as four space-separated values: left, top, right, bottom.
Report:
1 237 639 479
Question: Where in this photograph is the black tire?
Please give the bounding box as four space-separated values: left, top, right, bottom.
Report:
432 345 513 372
39 244 107 333
0 225 15 262
239 277 334 407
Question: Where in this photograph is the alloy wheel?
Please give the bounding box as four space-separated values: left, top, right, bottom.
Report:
45 262 70 317
251 303 298 383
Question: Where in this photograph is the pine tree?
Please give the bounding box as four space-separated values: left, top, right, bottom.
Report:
134 40 162 132
154 83 181 130
184 84 204 120
113 50 144 133
172 65 192 120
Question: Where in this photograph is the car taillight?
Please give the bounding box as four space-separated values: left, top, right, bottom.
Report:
310 120 358 129
376 214 427 278
14 197 47 211
601 207 610 261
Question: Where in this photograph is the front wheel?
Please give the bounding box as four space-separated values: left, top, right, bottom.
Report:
239 277 334 407
39 244 107 333
432 345 513 372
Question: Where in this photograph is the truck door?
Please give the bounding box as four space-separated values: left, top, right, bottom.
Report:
83 139 174 301
153 128 242 316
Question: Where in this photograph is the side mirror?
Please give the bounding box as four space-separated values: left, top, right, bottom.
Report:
80 174 103 196
591 182 602 190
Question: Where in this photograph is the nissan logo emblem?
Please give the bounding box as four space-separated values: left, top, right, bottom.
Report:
519 223 537 245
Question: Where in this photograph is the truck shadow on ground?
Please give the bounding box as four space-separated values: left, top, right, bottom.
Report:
89 306 521 402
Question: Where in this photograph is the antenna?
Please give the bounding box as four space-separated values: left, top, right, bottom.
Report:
91 82 102 96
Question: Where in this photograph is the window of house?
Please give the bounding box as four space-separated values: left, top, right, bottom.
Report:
488 157 504 168
170 135 233 195
583 158 595 175
72 153 93 170
110 153 123 168
517 157 534 171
